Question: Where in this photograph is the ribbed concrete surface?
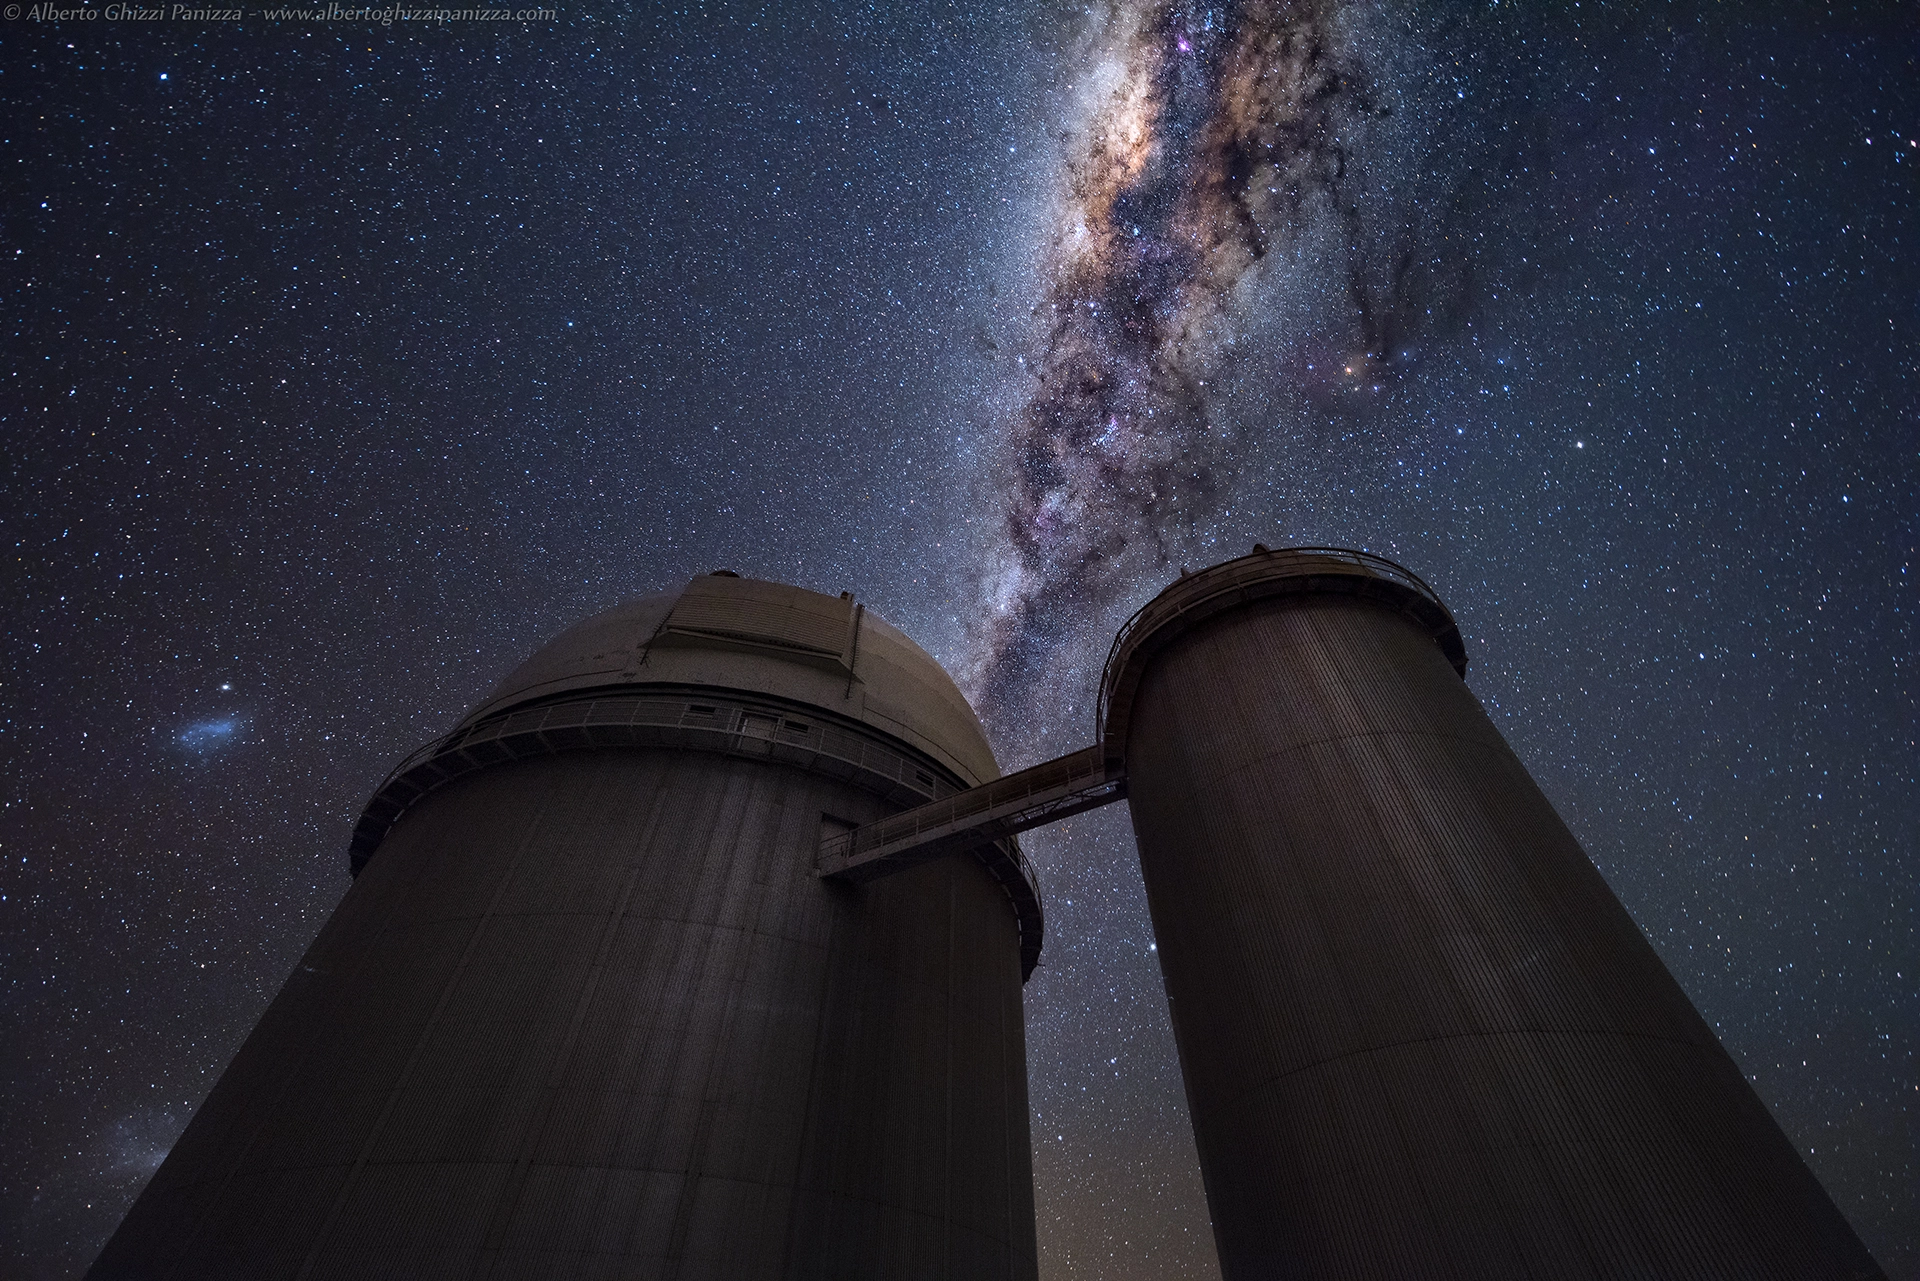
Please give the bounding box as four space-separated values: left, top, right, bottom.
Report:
1122 593 1882 1280
90 749 1036 1280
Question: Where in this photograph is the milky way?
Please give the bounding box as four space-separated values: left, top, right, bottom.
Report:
5 8 1911 1277
968 0 1387 714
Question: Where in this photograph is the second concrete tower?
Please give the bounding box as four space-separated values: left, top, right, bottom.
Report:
1101 548 1881 1280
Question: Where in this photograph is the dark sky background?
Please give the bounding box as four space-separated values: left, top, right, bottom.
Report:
2 3 1913 1278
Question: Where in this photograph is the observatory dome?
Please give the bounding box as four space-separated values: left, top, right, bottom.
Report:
461 571 999 787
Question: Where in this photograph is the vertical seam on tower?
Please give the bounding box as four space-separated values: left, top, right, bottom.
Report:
721 762 800 1271
291 777 559 1281
467 750 684 1278
1000 915 1015 1280
1310 600 1477 1276
778 797 851 1275
943 865 956 1281
658 755 761 1280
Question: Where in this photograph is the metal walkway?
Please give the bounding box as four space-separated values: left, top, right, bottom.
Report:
817 743 1124 883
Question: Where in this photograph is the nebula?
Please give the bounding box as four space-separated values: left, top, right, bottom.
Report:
965 0 1387 722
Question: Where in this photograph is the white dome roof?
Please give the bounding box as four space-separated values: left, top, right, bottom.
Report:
461 573 1000 787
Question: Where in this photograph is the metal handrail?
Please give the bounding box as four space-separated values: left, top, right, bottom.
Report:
354 690 966 858
362 725 465 811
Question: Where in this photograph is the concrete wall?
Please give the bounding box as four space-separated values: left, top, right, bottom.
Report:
1122 592 1882 1280
91 746 1036 1280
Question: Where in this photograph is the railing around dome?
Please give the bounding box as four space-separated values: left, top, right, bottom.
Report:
348 687 1046 980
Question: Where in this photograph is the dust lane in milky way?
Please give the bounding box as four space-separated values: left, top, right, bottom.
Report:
966 0 1401 718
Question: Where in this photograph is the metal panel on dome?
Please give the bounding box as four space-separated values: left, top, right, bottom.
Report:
658 576 856 662
450 577 1000 788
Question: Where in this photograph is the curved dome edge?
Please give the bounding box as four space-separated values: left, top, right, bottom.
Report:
461 576 1001 787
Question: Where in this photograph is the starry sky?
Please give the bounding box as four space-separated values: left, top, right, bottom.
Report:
2 3 1913 1278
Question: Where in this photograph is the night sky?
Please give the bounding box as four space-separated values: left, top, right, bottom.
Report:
3 3 1913 1278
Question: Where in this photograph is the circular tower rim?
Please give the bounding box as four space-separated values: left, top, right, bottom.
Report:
1097 546 1467 772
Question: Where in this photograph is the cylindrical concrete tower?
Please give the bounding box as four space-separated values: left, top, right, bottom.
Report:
93 573 1042 1281
1101 547 1882 1280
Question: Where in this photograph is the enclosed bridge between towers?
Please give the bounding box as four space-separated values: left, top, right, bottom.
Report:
815 545 1453 884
